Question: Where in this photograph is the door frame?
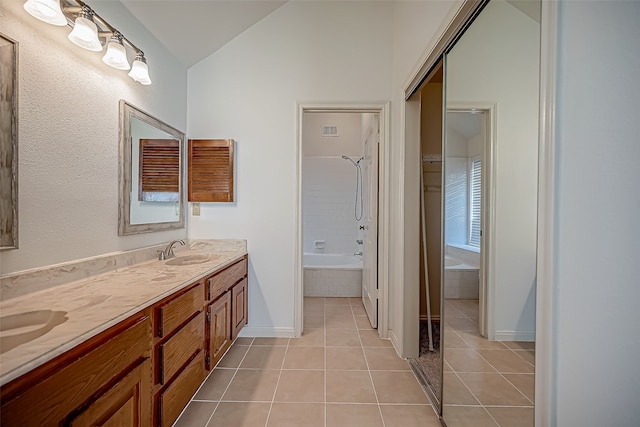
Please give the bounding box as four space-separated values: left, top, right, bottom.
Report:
294 102 391 338
446 103 496 339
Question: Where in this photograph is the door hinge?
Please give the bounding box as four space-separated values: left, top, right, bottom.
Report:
206 311 211 322
205 354 211 369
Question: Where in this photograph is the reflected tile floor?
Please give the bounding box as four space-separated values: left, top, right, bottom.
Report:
442 299 535 427
175 297 441 427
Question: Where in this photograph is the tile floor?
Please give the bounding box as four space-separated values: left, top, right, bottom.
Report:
175 297 441 427
442 299 535 427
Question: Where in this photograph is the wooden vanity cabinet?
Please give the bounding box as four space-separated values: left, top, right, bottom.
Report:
152 282 206 427
0 312 153 427
205 256 248 369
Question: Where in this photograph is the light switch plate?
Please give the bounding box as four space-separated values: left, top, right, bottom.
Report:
192 203 201 216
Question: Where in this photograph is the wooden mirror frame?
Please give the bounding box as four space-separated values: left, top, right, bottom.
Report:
118 100 186 235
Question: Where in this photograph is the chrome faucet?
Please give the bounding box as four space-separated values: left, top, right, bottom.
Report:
159 239 185 260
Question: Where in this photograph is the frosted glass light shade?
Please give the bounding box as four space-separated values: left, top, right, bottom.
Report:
128 58 151 85
23 0 67 26
68 16 102 51
102 41 130 70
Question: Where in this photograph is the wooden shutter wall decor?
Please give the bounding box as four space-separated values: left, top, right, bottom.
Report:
139 139 180 201
188 139 235 202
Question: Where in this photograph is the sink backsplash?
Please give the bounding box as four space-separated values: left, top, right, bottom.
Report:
0 242 189 301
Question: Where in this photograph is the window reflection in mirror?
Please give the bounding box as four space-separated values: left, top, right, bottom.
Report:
118 100 185 235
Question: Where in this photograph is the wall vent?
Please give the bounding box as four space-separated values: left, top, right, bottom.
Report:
321 125 338 137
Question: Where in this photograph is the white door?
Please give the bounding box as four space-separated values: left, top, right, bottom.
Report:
362 114 379 328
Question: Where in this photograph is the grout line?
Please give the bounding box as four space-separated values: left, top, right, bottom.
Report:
263 337 289 427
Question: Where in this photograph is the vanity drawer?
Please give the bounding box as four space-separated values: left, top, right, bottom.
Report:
156 282 204 337
157 311 204 385
157 350 206 427
207 257 247 300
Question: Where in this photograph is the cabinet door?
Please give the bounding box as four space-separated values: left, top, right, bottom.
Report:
208 292 231 369
68 359 151 427
231 278 248 339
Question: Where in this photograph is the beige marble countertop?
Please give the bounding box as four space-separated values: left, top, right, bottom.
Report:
0 239 247 386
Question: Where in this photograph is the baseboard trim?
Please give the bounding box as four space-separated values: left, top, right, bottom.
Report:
419 315 441 322
238 326 295 338
494 330 535 342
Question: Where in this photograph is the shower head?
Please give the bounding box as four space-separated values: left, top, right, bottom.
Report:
341 155 363 167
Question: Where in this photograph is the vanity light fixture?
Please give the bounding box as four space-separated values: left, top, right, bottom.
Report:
128 53 151 85
67 7 102 51
23 0 67 26
23 0 151 85
102 33 130 70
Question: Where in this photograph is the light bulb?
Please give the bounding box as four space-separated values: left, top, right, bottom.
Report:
23 0 67 26
102 39 130 70
68 16 102 51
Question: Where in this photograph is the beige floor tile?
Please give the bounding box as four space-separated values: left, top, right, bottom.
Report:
444 330 473 349
364 347 410 371
326 370 377 403
326 329 361 347
324 297 351 305
173 401 216 427
289 328 325 347
216 345 250 368
442 405 499 427
239 346 286 369
351 304 367 316
449 299 480 319
252 337 289 346
514 349 536 365
359 329 393 347
274 370 325 402
325 305 353 316
442 372 480 405
304 302 325 315
446 316 480 332
444 360 454 372
221 370 280 401
444 348 496 373
502 341 535 350
486 406 534 427
503 373 535 402
355 315 374 330
456 331 509 350
206 402 271 427
371 371 430 404
234 337 254 346
194 369 236 401
326 404 383 427
457 372 532 406
444 303 468 319
304 316 325 329
283 347 324 369
379 405 441 427
326 346 368 370
325 314 357 329
476 349 534 373
266 403 324 427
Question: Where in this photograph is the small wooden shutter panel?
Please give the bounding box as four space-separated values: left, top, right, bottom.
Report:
188 139 235 202
139 139 180 201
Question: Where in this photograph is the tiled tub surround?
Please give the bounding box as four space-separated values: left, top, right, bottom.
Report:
0 239 247 386
304 253 363 297
445 245 480 299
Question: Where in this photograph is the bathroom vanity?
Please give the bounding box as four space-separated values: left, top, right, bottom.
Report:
0 240 248 426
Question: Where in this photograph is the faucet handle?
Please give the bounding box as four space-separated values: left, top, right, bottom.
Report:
356 239 363 245
157 250 166 261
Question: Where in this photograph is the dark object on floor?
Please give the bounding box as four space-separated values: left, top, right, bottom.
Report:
415 319 441 399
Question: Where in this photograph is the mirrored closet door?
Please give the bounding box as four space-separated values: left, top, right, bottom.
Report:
441 1 540 426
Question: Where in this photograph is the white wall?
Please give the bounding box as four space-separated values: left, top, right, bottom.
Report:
549 1 640 425
446 0 539 340
187 1 393 336
0 2 188 275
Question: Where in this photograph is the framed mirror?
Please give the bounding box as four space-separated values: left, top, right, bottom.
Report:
118 100 185 235
1 33 18 250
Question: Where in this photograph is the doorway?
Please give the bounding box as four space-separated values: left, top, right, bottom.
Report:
294 103 390 338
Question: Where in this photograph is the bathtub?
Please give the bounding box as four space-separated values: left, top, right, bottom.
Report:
303 253 363 297
444 252 479 299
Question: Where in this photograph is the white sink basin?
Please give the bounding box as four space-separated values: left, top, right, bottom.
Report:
0 310 68 354
165 254 212 266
